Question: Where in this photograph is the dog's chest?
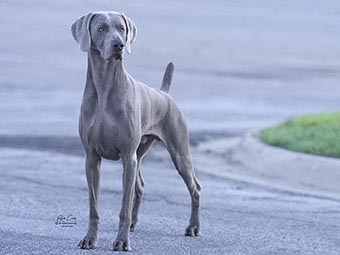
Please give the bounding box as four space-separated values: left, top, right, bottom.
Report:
87 117 121 159
87 121 119 159
82 97 130 159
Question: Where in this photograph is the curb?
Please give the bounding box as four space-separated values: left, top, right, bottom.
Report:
195 132 340 201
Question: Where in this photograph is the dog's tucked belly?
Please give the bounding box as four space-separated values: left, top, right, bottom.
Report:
86 117 121 160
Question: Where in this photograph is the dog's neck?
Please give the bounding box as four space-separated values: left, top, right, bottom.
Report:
86 49 128 95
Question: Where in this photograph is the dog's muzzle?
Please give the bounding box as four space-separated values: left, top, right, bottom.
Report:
113 44 124 60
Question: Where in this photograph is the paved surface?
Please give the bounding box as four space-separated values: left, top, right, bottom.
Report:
1 0 340 254
1 145 340 255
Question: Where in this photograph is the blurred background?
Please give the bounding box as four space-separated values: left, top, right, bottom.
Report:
1 0 339 138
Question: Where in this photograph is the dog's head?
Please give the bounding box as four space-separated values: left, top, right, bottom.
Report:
71 11 137 61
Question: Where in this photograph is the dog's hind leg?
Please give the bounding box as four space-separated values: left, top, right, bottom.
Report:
160 113 201 237
130 137 155 231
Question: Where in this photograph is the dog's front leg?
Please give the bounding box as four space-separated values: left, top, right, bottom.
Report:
79 152 101 249
113 153 137 252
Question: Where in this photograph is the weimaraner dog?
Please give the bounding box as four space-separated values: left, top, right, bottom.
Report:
71 11 201 251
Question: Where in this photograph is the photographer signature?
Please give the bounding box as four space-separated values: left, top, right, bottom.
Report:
55 214 77 227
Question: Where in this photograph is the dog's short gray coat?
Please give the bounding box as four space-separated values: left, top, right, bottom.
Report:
71 11 201 251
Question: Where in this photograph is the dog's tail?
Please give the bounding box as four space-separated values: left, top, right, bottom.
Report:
160 62 174 93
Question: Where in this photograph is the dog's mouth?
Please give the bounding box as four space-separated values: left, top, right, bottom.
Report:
104 54 122 61
103 52 123 62
113 54 123 61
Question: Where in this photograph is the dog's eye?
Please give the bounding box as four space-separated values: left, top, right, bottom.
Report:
98 27 106 32
118 26 125 32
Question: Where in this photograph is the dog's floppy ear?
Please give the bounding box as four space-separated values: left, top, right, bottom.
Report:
120 13 137 54
71 13 95 52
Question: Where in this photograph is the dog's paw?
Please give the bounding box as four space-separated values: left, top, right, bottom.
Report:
185 225 200 237
78 234 97 249
112 239 131 251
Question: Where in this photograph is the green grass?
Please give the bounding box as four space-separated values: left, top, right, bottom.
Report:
259 112 340 158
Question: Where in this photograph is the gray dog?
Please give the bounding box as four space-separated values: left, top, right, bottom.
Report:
71 11 201 251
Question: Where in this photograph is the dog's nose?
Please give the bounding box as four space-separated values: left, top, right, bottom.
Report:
114 44 124 51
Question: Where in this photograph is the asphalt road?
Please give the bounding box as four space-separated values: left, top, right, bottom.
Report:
1 144 340 255
1 0 340 254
